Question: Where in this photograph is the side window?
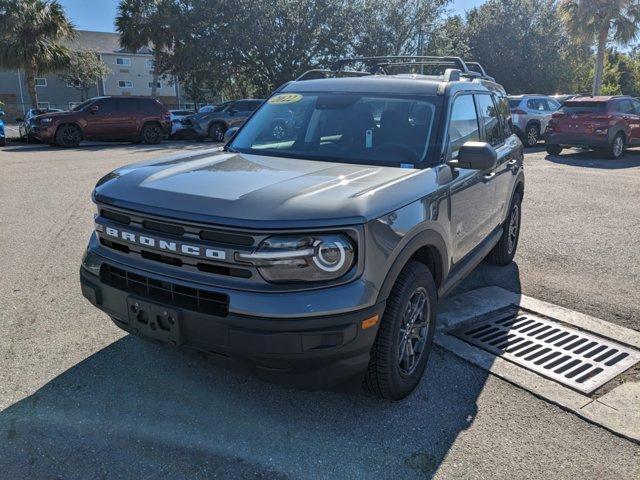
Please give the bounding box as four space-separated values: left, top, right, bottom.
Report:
494 95 513 137
476 94 503 146
95 99 117 114
448 94 480 158
631 99 640 115
547 99 561 111
616 100 634 114
527 98 545 111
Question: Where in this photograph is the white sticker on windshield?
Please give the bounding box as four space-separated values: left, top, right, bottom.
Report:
400 163 415 169
365 129 373 148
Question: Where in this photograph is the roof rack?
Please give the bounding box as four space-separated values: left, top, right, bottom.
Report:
294 56 495 83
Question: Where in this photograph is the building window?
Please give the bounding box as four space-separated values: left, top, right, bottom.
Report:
118 80 133 88
66 80 81 88
148 81 161 89
146 59 155 69
37 101 50 109
35 78 47 87
115 57 131 66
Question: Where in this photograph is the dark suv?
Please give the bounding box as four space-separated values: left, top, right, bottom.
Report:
545 96 640 159
32 96 171 148
80 57 524 399
182 99 263 141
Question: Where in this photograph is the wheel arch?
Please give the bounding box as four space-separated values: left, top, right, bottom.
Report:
377 229 449 303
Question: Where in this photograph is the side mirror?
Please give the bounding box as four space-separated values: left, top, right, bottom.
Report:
224 126 239 143
449 141 497 170
90 105 99 114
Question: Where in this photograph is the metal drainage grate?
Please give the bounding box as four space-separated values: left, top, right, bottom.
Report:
450 308 640 394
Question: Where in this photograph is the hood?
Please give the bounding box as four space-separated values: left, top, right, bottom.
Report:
35 111 71 121
94 149 442 228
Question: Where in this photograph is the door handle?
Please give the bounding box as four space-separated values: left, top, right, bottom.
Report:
482 172 496 182
506 159 518 172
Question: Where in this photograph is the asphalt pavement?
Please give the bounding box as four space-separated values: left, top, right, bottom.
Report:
1 141 639 479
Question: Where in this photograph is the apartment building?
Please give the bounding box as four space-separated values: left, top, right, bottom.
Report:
0 30 188 118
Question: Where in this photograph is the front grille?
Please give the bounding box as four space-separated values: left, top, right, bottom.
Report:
100 208 255 247
100 264 229 317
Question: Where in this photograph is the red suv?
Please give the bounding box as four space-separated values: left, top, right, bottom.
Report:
32 96 172 148
544 96 640 159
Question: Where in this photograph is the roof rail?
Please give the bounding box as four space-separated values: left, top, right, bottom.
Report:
367 61 495 81
332 55 470 73
294 69 370 82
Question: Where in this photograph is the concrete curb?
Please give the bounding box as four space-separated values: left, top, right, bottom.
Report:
436 287 640 443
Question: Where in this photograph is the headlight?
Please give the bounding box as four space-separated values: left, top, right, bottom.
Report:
40 118 53 124
238 234 355 283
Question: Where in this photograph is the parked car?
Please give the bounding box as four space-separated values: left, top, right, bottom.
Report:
168 109 194 137
545 95 640 159
182 99 263 141
508 95 562 147
31 96 171 148
0 110 5 146
18 108 64 143
80 56 524 400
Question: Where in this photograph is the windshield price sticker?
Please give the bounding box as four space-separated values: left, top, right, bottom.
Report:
268 93 303 105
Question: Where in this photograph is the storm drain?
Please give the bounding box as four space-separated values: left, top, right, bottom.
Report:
450 308 640 394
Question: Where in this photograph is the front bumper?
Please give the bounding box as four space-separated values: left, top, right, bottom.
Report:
80 260 385 390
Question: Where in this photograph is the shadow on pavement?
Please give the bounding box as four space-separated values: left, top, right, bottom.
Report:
0 259 522 480
544 148 640 169
1 140 217 154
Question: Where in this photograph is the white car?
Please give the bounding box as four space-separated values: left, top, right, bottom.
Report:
169 109 195 136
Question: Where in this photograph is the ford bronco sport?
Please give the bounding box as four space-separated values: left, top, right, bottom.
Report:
80 56 524 399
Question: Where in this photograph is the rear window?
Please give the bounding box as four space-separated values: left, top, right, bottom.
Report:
508 99 521 108
561 102 607 114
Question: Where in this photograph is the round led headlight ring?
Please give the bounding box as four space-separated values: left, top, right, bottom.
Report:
313 239 346 272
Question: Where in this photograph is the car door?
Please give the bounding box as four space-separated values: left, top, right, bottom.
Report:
115 98 140 138
619 99 640 145
83 99 120 139
478 93 519 224
526 97 547 128
447 93 498 263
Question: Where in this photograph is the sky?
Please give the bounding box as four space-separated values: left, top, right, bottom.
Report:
59 0 485 33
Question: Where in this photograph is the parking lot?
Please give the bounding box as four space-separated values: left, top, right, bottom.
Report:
1 141 639 478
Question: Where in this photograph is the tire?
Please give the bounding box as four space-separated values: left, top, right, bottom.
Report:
607 133 625 160
364 261 437 400
141 123 163 145
486 192 522 266
546 145 562 156
55 124 82 148
0 137 5 147
524 123 540 148
208 123 225 142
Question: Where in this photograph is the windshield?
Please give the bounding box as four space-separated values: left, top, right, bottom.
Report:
229 92 440 166
72 99 95 112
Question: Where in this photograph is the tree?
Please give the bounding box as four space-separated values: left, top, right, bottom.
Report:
116 0 178 98
461 0 580 94
58 50 111 101
351 0 450 57
0 0 75 108
560 0 640 95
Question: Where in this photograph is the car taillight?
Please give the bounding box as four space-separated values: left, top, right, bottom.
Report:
511 109 526 115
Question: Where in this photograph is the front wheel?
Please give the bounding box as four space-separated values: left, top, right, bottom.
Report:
546 145 562 156
209 123 225 142
607 133 625 160
55 124 82 148
141 123 163 145
486 192 522 265
364 261 437 400
524 123 540 148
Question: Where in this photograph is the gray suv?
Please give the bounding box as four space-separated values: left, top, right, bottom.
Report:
80 56 524 399
508 95 561 147
182 99 263 141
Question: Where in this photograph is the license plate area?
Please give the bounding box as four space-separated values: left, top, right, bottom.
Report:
127 297 181 345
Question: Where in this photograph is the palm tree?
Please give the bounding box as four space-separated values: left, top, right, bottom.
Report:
116 0 176 98
560 0 640 96
0 0 75 108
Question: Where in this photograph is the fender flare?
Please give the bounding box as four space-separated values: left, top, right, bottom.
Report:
377 229 449 303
